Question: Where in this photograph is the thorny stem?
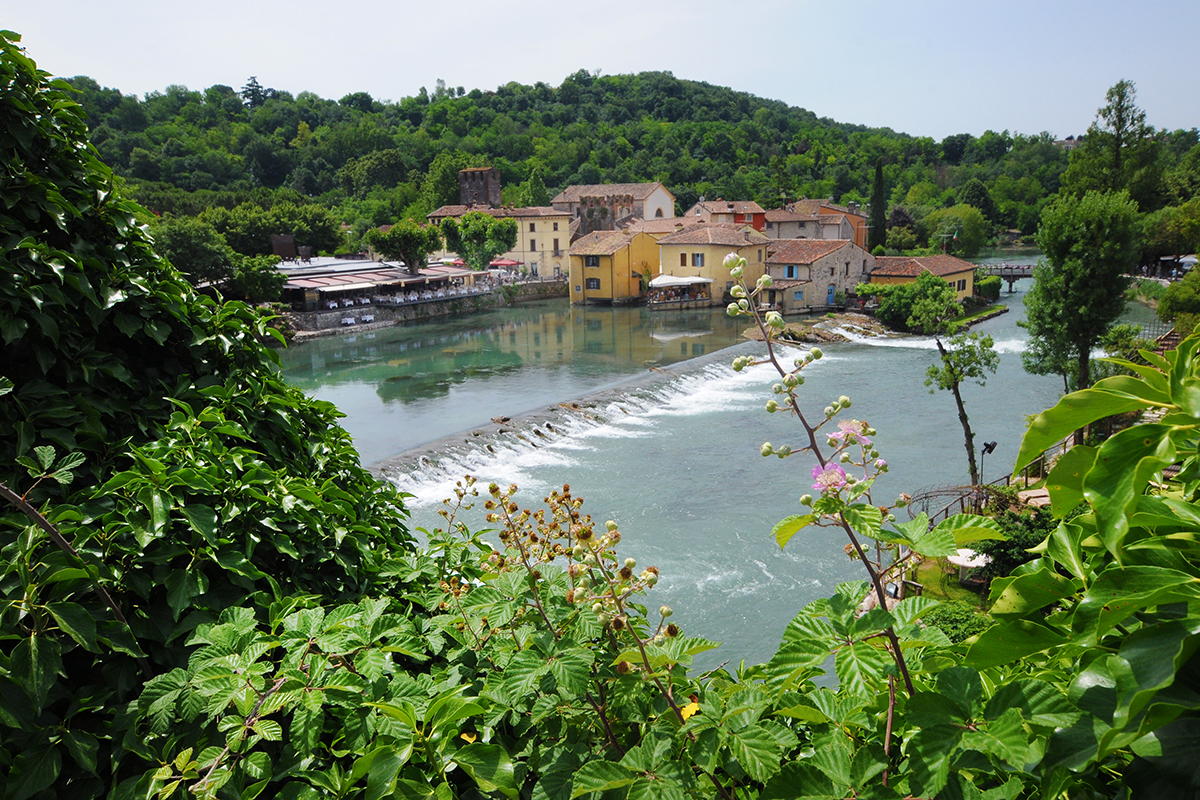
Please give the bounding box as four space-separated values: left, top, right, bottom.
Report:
585 685 625 756
0 480 152 676
884 677 896 787
737 280 917 697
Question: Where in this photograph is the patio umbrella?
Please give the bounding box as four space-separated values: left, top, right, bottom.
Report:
946 548 991 582
489 258 523 267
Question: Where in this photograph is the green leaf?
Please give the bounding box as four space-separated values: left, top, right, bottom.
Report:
774 513 818 549
1075 566 1200 638
424 691 484 737
1112 618 1200 727
985 680 1081 729
452 743 518 799
833 640 889 695
965 620 1067 668
727 724 782 782
46 601 98 651
807 735 852 785
908 724 962 798
183 505 218 540
34 444 56 470
8 744 62 800
987 566 1077 618
548 647 594 695
961 708 1028 763
1083 424 1178 554
10 634 61 711
1014 387 1155 475
64 730 99 774
933 513 1006 547
366 745 409 800
570 760 636 798
1044 446 1096 517
842 504 882 540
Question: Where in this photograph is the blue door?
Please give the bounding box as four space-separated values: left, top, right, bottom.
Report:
827 284 835 305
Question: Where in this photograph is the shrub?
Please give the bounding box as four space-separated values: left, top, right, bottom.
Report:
976 274 1002 301
922 600 993 643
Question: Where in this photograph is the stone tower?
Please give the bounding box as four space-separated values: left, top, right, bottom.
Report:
459 166 501 207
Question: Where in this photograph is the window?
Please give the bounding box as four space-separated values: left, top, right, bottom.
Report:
680 253 687 267
585 278 600 290
766 221 774 229
553 238 559 253
655 208 663 218
757 249 762 262
786 265 796 279
585 255 600 267
692 253 705 267
529 223 535 232
553 222 559 231
829 266 835 277
957 279 967 291
794 290 804 302
845 262 850 276
530 239 536 250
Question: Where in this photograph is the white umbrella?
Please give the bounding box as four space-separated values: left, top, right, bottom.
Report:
946 548 990 582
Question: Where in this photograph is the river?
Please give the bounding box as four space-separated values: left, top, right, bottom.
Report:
278 249 1144 668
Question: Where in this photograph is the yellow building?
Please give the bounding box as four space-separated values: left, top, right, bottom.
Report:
655 223 771 304
568 230 657 305
869 254 977 300
428 205 573 277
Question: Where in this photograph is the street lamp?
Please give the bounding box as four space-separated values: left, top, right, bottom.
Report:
980 440 998 486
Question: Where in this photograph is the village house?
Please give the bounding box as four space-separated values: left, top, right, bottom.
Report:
655 223 770 305
567 230 658 305
551 182 676 236
683 198 766 231
427 205 573 277
869 254 977 300
763 199 869 249
762 239 875 314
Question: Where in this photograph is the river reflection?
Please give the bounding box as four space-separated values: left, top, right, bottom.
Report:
279 301 746 464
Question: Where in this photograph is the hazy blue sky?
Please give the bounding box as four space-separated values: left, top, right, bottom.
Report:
8 0 1198 140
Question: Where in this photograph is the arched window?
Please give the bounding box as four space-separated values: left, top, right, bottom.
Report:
655 208 664 218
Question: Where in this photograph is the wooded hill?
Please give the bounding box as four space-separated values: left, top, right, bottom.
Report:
66 69 1199 253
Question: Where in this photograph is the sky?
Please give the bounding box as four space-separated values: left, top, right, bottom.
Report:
7 0 1198 141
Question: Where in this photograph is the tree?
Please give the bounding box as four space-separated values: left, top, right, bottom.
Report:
872 271 960 333
925 332 1000 485
520 168 550 207
364 218 443 275
957 178 997 222
227 253 286 302
868 158 887 251
924 204 988 256
150 215 236 285
1063 80 1164 210
1026 190 1140 440
440 211 518 272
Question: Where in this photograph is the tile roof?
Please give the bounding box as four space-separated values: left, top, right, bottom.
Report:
427 204 569 220
769 200 866 219
871 254 977 278
766 239 852 264
764 208 820 222
569 231 636 256
656 223 769 247
689 199 766 216
551 182 671 203
769 278 810 290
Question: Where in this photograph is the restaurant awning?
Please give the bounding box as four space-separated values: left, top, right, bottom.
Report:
649 275 713 288
318 282 377 293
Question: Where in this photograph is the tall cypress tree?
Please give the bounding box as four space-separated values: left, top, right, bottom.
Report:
869 158 887 251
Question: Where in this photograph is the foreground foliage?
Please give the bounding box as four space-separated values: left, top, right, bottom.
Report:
2 32 1200 800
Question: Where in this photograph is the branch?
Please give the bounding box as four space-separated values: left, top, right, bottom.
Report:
0 481 152 675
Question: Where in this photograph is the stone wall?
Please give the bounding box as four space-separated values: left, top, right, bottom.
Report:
459 167 501 207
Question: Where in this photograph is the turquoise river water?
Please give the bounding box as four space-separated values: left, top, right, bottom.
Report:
279 251 1156 668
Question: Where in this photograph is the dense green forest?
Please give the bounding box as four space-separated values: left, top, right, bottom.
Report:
65 70 1199 261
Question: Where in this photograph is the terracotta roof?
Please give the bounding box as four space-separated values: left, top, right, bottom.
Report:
427 205 568 220
871 254 977 278
766 239 851 264
656 223 769 247
552 183 672 203
623 217 700 234
770 199 865 219
689 199 766 216
769 278 810 290
570 231 636 256
765 208 820 223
